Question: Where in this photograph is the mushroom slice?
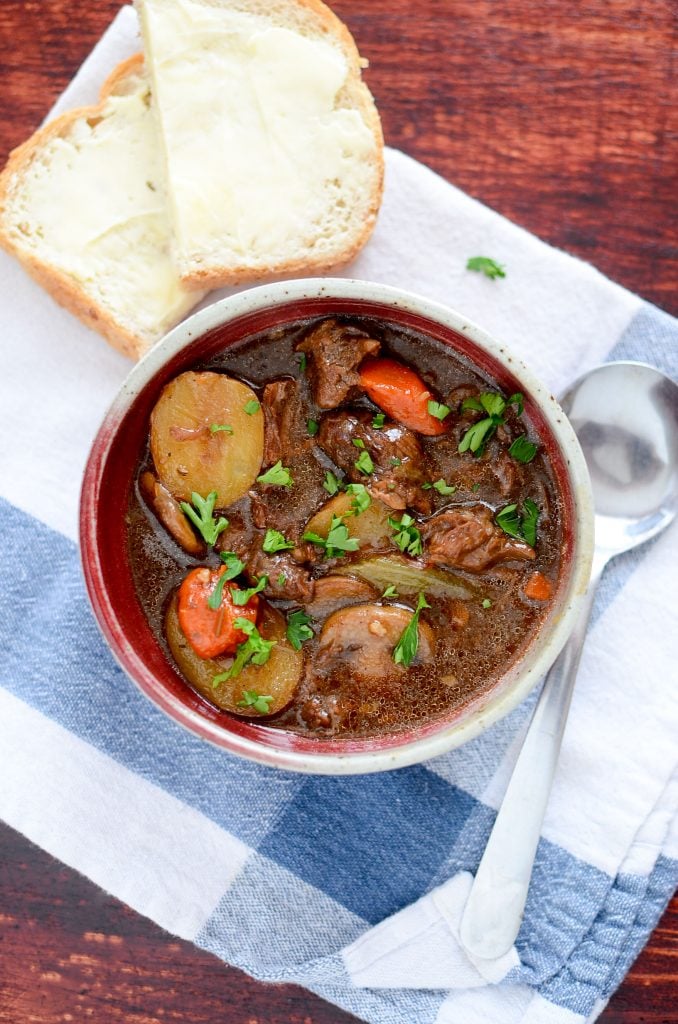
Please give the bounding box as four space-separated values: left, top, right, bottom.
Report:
139 471 206 557
315 603 435 682
305 575 378 619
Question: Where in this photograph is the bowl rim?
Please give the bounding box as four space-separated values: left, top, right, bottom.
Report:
80 277 594 774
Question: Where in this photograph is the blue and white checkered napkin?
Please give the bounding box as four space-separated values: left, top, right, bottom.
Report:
1 9 676 1023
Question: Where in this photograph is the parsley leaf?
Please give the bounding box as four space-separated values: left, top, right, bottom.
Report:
303 516 360 559
521 499 539 546
433 478 457 495
372 412 386 429
390 457 402 467
427 400 451 421
276 573 287 587
382 585 399 599
209 423 233 434
219 551 245 579
257 461 293 487
244 399 260 415
458 391 525 457
231 575 268 606
180 491 229 546
345 482 371 515
482 598 492 609
286 610 314 650
354 449 374 475
297 352 307 373
393 592 430 667
212 619 277 684
389 513 423 557
508 393 524 415
237 689 273 714
509 434 538 463
421 482 432 490
352 437 366 449
466 256 506 279
323 470 342 496
307 418 319 436
495 499 540 546
207 553 245 610
262 529 294 553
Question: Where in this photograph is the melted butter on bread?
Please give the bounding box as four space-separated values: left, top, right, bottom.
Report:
137 0 384 287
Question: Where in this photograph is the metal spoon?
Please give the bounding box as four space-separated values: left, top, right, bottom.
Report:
460 361 678 961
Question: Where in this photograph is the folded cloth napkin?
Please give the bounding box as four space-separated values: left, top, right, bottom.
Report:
1 9 676 1024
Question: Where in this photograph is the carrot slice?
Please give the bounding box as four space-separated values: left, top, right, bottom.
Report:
359 358 448 436
523 571 553 602
177 566 259 659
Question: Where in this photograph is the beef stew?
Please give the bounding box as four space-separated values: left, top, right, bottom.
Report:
126 316 566 739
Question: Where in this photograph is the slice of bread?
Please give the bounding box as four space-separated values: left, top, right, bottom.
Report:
136 0 384 289
0 56 206 360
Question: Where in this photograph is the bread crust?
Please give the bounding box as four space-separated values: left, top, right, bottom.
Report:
0 54 158 361
137 0 385 290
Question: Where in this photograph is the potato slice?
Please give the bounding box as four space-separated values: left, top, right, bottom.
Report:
166 595 302 716
304 491 393 550
150 371 264 506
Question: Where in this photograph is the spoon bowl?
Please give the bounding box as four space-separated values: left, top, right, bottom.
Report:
460 360 678 961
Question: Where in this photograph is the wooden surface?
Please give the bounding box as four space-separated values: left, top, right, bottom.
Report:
0 1 676 1022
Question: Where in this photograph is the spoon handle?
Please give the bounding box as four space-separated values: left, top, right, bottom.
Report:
459 559 604 961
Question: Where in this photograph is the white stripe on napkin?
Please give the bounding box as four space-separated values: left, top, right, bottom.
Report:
0 687 249 939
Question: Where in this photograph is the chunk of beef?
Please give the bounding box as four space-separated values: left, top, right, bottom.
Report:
215 506 314 602
261 378 308 467
296 319 380 409
318 409 431 513
421 504 535 573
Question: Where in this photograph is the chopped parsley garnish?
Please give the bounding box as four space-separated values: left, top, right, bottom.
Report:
390 457 402 467
231 575 268 606
521 499 539 546
303 516 360 559
286 610 314 650
508 434 538 463
180 491 228 546
427 400 451 421
466 256 506 279
262 529 294 554
482 598 492 609
244 399 260 415
354 449 374 475
352 438 366 449
257 461 293 487
297 352 307 373
307 418 319 436
219 551 245 578
382 585 399 599
212 619 276 684
276 573 287 587
323 470 342 496
209 423 233 434
471 483 481 492
458 391 524 457
495 499 540 546
433 478 457 495
372 413 386 429
392 592 430 667
236 690 273 714
389 513 423 557
421 482 432 490
345 482 371 515
206 552 245 610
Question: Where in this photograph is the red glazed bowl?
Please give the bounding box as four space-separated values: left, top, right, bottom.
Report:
80 279 594 774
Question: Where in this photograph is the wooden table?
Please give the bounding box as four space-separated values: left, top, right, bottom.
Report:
1 2 676 1021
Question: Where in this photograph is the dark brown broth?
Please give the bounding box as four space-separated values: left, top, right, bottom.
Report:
126 316 565 738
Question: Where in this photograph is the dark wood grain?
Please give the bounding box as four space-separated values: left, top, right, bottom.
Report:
0 1 676 1022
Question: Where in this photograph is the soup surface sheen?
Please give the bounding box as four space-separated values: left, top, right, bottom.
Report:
127 316 565 738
